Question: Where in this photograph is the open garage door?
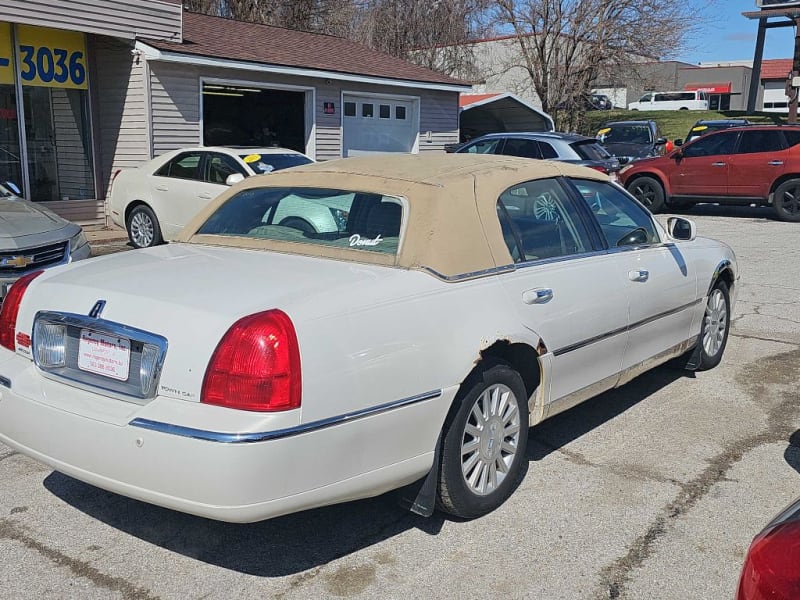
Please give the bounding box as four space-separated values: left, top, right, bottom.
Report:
342 94 418 156
202 83 309 153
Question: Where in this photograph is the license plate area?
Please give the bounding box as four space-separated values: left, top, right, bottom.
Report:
78 330 131 381
32 310 168 402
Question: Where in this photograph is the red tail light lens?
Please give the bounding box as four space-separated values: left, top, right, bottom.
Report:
0 270 44 351
737 520 800 600
201 309 301 412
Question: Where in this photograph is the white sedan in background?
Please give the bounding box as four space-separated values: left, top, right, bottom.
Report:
109 146 313 248
0 155 736 523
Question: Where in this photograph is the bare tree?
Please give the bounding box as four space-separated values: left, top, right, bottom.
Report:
492 0 715 130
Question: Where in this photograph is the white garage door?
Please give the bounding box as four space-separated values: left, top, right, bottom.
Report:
342 95 418 157
763 82 789 113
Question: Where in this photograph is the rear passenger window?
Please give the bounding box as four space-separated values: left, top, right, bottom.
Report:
460 138 502 154
737 130 785 154
572 179 658 247
155 152 203 180
497 178 593 263
538 142 558 159
501 138 540 159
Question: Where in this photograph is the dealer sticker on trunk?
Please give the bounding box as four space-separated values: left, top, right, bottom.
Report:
77 329 131 381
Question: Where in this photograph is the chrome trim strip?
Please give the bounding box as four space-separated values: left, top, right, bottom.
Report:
421 243 676 282
553 299 702 357
0 375 10 389
129 389 443 444
421 264 515 282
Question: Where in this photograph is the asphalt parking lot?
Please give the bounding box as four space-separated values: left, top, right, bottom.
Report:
1 206 799 599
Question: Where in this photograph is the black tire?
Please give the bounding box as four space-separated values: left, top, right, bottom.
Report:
696 280 731 371
772 179 800 222
126 205 163 248
627 176 666 213
679 107 689 110
437 362 529 519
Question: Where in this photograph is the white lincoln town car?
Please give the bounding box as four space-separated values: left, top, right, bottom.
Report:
0 155 737 523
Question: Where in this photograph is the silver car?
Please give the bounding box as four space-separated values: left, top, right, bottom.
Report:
0 183 91 300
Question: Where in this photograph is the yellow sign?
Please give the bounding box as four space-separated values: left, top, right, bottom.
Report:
16 25 87 89
597 127 611 135
0 23 13 85
243 154 261 163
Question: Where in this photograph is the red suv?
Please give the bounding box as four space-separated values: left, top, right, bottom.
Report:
618 125 800 221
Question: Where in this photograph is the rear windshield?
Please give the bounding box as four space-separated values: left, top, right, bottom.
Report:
196 187 403 255
239 153 313 174
598 124 653 145
571 140 611 161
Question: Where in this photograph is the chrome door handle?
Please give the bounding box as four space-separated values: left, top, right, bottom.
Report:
522 288 553 304
156 185 168 191
711 162 726 167
198 192 213 199
629 269 649 282
768 160 784 166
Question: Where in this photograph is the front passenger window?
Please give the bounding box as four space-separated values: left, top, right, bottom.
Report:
681 131 737 158
572 179 658 248
497 178 592 263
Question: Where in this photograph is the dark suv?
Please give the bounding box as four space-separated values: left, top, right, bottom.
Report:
619 125 800 221
678 119 752 146
453 132 620 176
596 120 668 162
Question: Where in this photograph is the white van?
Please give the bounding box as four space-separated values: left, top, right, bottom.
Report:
628 90 709 111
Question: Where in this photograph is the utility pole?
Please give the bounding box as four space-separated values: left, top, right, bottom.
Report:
790 16 800 124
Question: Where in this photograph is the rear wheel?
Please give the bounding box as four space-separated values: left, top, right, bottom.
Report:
627 176 665 213
437 362 529 519
127 205 162 248
773 179 800 222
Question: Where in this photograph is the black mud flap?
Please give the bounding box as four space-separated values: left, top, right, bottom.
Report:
397 434 442 517
684 340 703 371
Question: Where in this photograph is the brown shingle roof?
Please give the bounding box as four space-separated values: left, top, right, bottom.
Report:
144 11 467 87
761 59 793 81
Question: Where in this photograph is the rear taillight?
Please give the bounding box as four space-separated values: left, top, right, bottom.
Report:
737 520 800 600
201 309 301 412
0 270 44 351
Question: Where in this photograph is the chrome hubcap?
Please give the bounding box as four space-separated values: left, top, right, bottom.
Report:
460 383 522 496
130 212 154 247
702 289 727 357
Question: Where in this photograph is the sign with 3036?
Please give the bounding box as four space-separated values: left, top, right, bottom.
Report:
16 25 88 90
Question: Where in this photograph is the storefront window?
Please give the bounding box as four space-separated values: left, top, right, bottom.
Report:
0 23 95 202
23 86 94 201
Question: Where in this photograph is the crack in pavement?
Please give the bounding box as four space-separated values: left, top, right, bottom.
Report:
0 518 160 600
594 348 800 600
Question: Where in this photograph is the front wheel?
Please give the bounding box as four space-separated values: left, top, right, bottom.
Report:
696 280 730 371
773 179 800 222
627 176 666 213
437 362 529 519
127 205 163 249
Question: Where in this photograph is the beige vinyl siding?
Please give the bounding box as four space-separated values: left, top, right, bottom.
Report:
149 60 460 160
40 198 105 223
0 0 181 41
93 37 150 208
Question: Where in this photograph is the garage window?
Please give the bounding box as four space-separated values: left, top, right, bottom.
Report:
396 106 406 120
344 102 356 116
362 103 374 118
379 105 391 119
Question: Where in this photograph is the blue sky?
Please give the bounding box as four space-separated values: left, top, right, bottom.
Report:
675 0 796 64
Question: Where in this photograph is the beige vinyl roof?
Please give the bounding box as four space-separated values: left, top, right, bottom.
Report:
180 154 608 279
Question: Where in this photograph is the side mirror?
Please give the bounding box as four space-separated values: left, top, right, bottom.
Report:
667 217 696 241
225 173 246 186
616 227 649 247
4 181 21 195
674 139 683 147
654 137 667 146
